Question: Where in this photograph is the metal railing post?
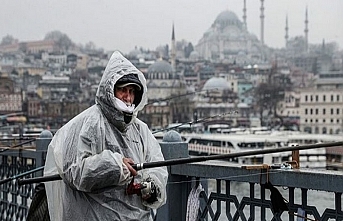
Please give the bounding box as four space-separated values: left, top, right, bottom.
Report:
34 130 53 176
156 130 190 221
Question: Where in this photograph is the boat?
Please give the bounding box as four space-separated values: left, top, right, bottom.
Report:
182 133 289 165
175 131 343 169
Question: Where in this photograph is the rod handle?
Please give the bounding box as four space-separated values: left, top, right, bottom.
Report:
18 174 61 185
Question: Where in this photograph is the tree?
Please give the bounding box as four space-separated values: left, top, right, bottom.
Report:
0 35 16 46
85 41 96 51
184 42 194 58
82 41 103 53
44 30 74 51
254 62 292 127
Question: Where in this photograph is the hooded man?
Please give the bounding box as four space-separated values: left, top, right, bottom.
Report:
43 51 168 221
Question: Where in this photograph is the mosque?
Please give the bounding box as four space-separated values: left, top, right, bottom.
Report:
194 0 310 65
195 10 265 64
135 0 312 130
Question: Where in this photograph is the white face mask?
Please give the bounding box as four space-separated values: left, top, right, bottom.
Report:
113 97 135 113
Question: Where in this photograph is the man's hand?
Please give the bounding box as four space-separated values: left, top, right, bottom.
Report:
122 157 137 176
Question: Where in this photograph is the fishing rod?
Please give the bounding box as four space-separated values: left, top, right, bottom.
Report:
152 110 238 134
17 141 343 185
0 166 44 185
146 88 219 106
0 138 36 152
0 139 40 185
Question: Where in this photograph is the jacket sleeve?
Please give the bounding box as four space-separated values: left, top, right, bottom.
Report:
52 114 131 192
138 122 169 209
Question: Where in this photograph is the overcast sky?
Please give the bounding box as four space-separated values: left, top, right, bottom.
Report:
1 0 342 54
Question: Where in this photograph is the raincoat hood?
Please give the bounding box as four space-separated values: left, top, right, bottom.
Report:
95 51 147 131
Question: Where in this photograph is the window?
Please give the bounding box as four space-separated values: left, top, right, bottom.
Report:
323 109 326 115
323 95 326 102
322 127 327 134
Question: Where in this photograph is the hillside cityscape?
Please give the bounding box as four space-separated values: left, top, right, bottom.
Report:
0 8 342 136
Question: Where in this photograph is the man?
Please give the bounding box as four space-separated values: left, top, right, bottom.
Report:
43 51 168 221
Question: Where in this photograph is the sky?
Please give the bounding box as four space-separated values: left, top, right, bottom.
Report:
1 0 342 54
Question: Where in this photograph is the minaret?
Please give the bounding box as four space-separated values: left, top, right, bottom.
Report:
285 14 289 48
304 6 309 53
171 23 176 71
260 0 265 45
321 39 326 54
243 0 247 31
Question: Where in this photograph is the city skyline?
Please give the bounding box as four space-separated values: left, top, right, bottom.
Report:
1 0 343 54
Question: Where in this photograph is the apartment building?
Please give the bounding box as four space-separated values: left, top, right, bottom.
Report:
0 74 23 114
21 40 56 54
299 77 343 134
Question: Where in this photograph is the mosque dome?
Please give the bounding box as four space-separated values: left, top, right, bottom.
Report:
214 10 241 25
189 51 200 60
212 10 243 32
147 60 173 74
203 77 230 91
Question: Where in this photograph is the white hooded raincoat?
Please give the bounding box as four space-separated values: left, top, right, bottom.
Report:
44 51 168 221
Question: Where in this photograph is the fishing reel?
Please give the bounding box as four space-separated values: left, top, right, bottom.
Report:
126 177 158 204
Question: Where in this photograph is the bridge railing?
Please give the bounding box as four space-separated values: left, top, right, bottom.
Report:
0 130 52 221
0 130 342 221
156 130 343 221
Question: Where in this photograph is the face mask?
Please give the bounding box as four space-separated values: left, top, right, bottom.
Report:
113 97 135 113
